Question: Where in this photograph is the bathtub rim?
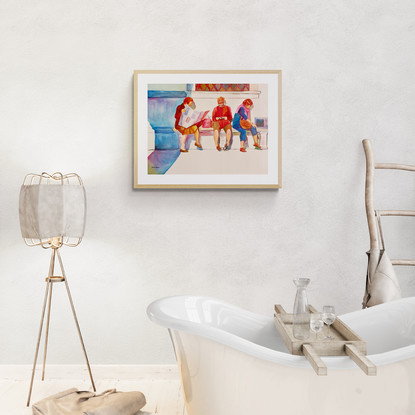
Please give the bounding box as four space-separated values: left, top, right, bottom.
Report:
147 295 415 370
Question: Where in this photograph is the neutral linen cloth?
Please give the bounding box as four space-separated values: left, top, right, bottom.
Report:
32 388 146 415
363 211 402 308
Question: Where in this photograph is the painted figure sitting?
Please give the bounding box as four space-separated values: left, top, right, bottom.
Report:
212 96 233 151
174 97 203 153
232 98 262 152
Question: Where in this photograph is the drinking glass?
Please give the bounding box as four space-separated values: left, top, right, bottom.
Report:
322 305 336 340
310 313 324 340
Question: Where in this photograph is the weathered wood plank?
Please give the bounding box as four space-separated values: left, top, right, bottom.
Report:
375 163 415 172
274 304 287 314
378 210 415 217
391 259 415 266
302 344 327 376
274 304 377 375
345 344 377 376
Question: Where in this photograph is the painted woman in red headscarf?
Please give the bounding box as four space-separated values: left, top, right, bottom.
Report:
174 97 203 152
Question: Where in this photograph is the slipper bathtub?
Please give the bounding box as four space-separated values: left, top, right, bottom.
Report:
147 295 415 415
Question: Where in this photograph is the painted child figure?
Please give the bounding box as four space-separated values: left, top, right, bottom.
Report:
212 97 233 151
232 99 262 152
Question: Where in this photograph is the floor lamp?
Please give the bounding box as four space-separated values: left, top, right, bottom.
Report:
19 172 96 406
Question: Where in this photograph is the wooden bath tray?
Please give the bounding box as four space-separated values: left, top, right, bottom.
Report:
274 304 377 376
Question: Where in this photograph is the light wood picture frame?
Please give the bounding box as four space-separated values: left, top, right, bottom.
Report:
134 70 282 189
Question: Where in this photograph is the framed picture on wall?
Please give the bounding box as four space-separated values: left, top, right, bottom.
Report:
133 70 282 189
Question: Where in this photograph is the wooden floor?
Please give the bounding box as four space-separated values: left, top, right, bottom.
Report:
0 365 186 415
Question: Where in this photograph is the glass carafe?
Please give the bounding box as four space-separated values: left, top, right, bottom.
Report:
293 278 310 340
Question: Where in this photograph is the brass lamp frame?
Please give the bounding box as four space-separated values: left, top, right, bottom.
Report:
22 172 85 249
22 172 96 406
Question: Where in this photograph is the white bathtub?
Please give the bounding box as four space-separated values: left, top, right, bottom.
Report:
147 295 415 415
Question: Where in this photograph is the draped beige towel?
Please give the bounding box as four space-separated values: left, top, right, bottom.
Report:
362 211 402 308
32 388 146 415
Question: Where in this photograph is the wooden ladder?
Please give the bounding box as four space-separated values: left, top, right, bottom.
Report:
363 139 415 266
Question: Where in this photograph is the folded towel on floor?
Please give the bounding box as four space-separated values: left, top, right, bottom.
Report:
32 388 146 415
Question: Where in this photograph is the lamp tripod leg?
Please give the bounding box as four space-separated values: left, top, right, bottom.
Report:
41 282 53 381
26 250 55 406
27 282 51 406
26 262 53 406
56 249 96 392
41 249 56 382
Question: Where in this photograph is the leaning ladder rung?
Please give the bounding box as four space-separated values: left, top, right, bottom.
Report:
44 276 65 282
378 210 415 217
375 163 415 172
391 259 415 266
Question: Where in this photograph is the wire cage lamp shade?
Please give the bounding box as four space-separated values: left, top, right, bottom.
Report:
19 172 86 249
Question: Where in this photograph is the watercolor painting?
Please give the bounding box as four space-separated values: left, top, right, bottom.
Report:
134 71 281 188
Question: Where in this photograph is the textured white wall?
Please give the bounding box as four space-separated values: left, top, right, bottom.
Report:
1 0 415 364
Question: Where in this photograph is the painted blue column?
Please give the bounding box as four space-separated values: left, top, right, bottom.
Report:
148 90 188 150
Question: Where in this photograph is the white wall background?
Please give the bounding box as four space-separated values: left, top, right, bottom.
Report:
1 0 415 365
